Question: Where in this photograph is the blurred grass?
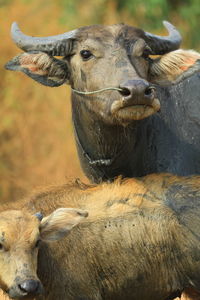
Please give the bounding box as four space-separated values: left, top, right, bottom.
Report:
0 0 200 203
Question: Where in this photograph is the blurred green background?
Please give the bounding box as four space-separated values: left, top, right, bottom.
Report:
0 0 200 203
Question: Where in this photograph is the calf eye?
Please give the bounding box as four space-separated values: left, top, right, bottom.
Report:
80 50 93 60
35 240 41 248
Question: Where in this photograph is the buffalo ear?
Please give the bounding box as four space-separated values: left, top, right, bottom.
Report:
5 52 69 87
39 208 88 242
150 49 200 84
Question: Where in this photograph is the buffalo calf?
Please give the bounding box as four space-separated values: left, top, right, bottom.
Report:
0 174 200 299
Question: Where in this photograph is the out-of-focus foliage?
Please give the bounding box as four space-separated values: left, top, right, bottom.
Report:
59 0 200 48
178 0 200 48
125 0 200 48
0 0 199 203
0 0 85 203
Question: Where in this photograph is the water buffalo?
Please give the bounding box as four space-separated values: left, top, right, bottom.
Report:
0 174 200 300
5 22 200 182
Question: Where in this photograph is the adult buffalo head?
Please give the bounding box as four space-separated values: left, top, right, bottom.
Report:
6 21 182 124
6 22 200 182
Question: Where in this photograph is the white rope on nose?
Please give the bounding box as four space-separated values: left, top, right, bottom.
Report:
71 87 124 95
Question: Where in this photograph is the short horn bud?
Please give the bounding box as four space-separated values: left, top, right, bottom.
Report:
35 212 43 221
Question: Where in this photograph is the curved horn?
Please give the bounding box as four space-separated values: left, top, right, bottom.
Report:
144 21 182 55
11 22 77 56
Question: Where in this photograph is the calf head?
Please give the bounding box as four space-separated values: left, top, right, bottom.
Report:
0 208 88 299
5 22 200 124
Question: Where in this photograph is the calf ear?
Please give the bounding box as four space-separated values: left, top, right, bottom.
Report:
150 49 200 83
5 52 69 87
40 208 88 241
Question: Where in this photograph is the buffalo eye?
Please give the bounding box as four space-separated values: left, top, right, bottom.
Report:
35 239 41 248
80 50 93 61
142 46 152 59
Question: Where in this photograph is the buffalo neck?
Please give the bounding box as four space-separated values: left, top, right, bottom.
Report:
71 70 200 182
71 94 140 182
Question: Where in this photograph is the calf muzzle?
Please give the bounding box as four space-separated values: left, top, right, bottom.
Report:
9 279 43 299
18 279 41 294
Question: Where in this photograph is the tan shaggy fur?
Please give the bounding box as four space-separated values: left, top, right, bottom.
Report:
0 174 200 299
150 49 200 83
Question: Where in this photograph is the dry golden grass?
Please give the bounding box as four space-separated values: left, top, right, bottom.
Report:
0 0 88 203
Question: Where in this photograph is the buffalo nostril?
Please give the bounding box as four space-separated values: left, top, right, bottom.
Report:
18 280 40 294
119 87 131 97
